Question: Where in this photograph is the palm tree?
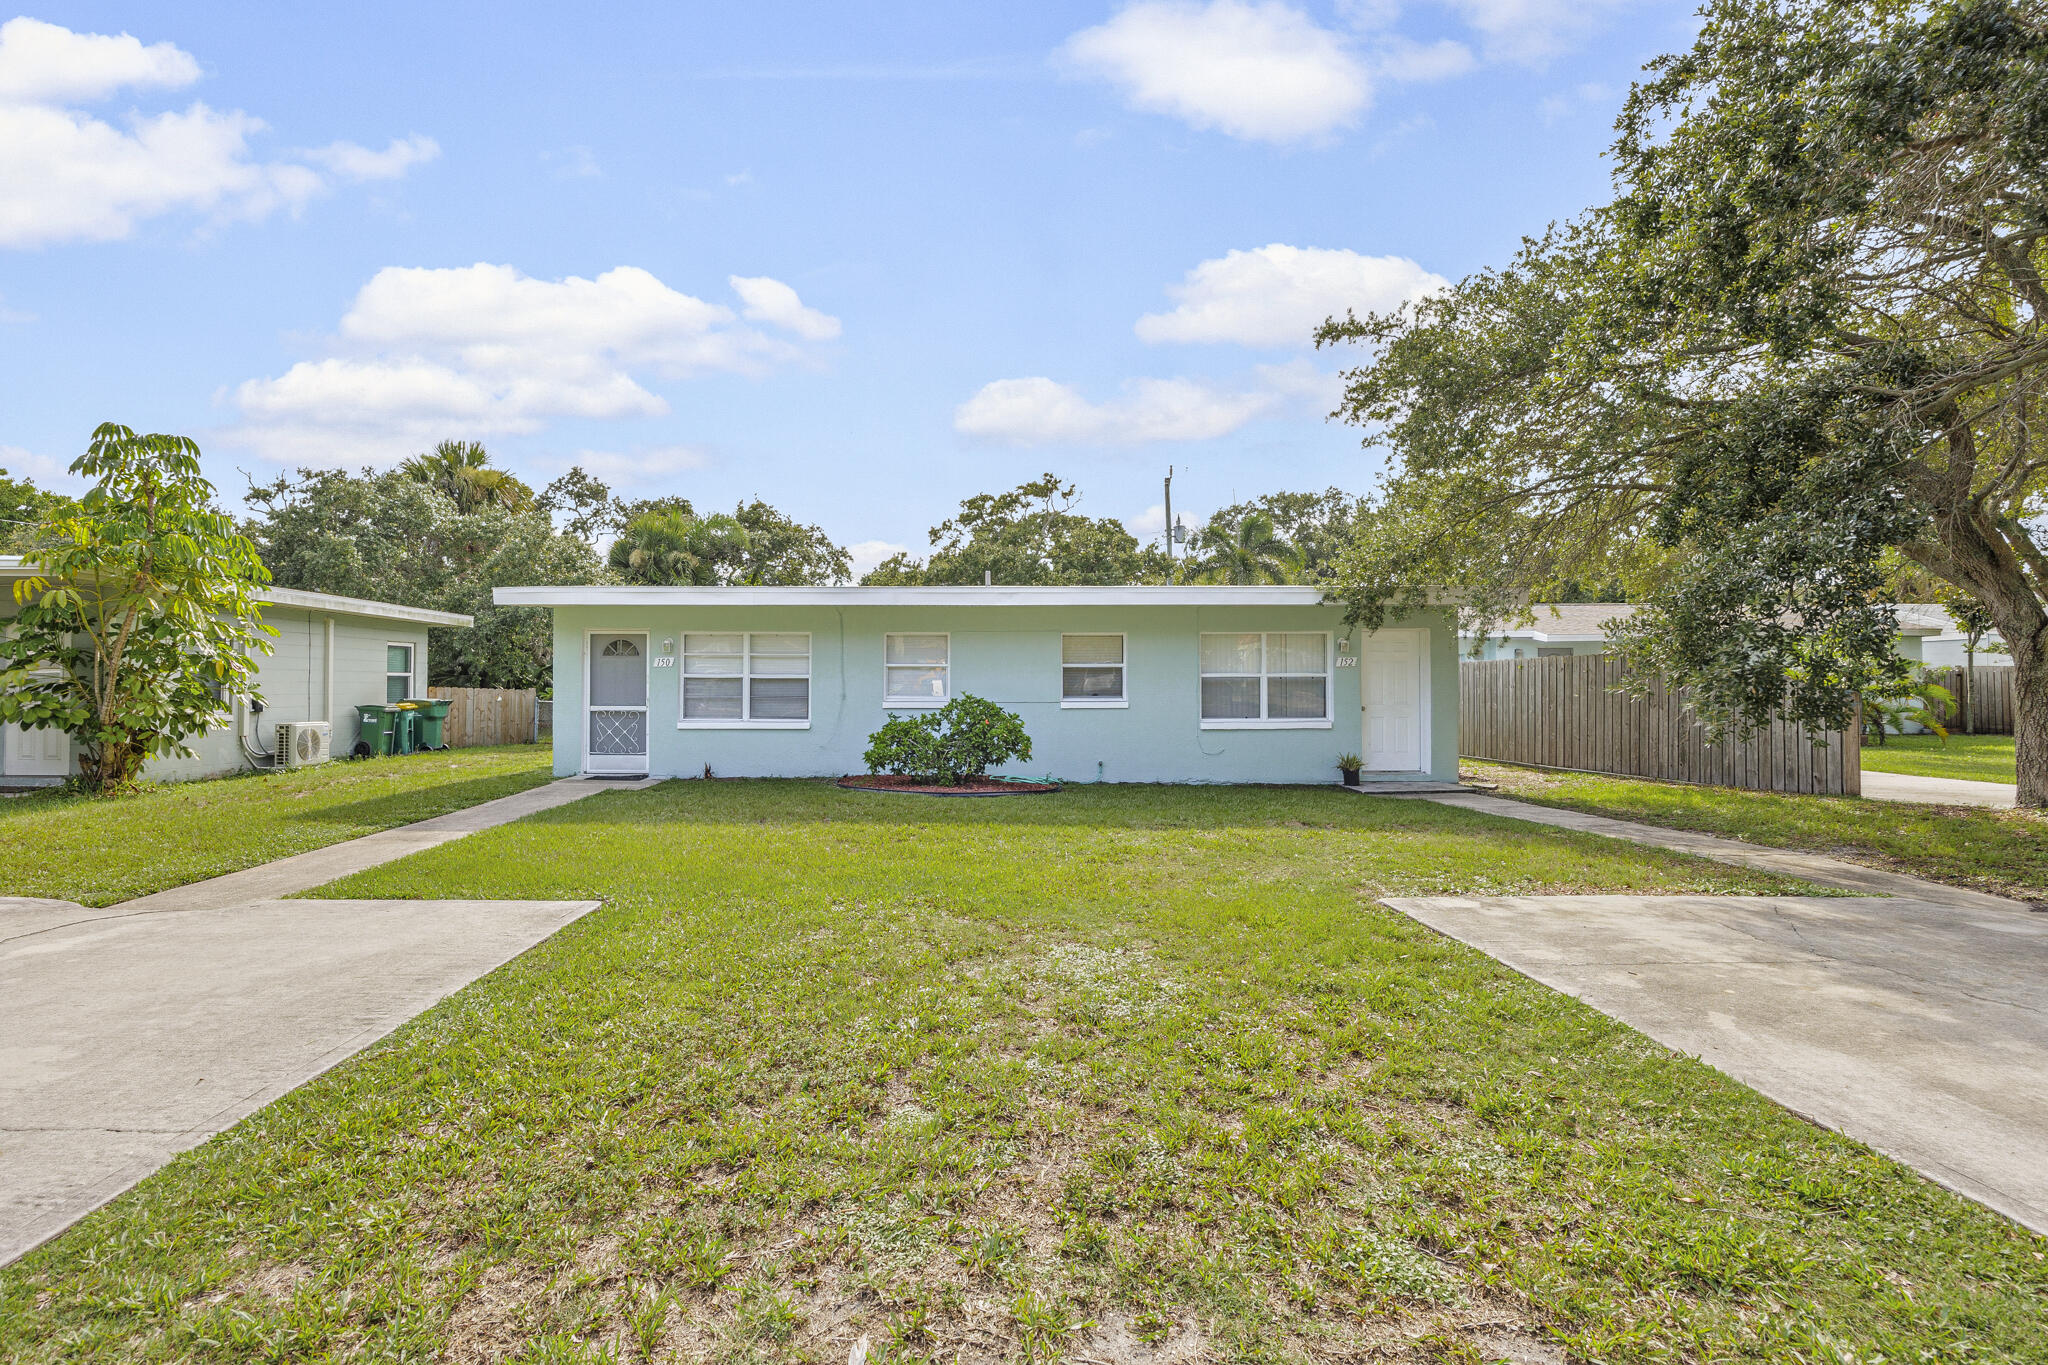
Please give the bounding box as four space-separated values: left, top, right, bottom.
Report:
1189 510 1304 585
400 440 533 513
608 509 751 585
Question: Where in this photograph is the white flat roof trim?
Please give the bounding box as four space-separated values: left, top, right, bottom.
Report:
492 585 1391 607
259 587 472 628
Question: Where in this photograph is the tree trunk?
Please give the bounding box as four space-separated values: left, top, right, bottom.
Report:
1963 645 1976 735
2014 630 2048 808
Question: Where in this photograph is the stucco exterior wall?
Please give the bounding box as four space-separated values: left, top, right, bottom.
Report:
548 603 1460 784
0 601 431 785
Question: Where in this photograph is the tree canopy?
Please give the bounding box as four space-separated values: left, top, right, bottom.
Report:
1190 488 1362 582
1187 509 1304 585
861 474 1170 586
243 465 605 691
1320 0 2048 803
0 466 78 555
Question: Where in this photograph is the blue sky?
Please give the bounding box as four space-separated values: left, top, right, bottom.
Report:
0 2 1696 571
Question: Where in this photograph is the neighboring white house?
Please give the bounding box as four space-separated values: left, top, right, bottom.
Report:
0 557 471 787
1895 603 2012 669
492 584 1465 785
1464 602 1952 662
1462 603 1641 660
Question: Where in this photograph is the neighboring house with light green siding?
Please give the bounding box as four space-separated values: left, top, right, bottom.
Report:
0 557 470 786
493 585 1462 785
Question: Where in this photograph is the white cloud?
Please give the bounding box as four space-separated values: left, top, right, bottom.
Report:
0 19 434 248
848 539 911 577
302 135 440 181
228 264 839 463
954 375 1284 446
0 16 198 103
730 275 842 341
1136 244 1447 347
0 293 33 324
553 445 712 487
1372 35 1476 83
1060 1 1371 143
0 443 87 493
1437 0 1635 65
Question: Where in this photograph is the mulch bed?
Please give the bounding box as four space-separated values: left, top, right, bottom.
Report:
836 774 1061 797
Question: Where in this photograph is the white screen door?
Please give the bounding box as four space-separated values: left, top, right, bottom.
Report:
1362 630 1423 772
3 722 70 778
585 633 649 775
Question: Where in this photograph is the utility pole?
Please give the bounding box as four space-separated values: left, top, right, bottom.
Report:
1164 465 1175 581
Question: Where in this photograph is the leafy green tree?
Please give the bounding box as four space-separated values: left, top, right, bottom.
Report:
727 498 853 584
399 439 534 513
1194 488 1361 582
608 507 750 585
863 474 1170 586
1188 508 1305 585
0 425 274 792
0 466 78 554
243 465 604 691
1319 0 2048 804
535 467 629 545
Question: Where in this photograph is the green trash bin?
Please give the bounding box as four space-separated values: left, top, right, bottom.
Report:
392 703 420 755
354 704 392 758
405 697 453 750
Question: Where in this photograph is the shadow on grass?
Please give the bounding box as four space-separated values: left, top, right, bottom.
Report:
270 770 556 827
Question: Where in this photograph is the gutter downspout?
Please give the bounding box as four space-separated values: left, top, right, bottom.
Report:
324 615 335 724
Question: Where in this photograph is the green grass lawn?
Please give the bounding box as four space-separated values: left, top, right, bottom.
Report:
0 745 555 906
5 781 2041 1363
1859 732 2018 783
1467 761 2048 904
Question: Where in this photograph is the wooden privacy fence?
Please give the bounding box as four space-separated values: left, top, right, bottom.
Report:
1924 666 2015 734
1461 656 1861 795
425 687 539 748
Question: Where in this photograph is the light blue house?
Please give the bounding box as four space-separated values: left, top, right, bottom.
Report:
493 585 1462 785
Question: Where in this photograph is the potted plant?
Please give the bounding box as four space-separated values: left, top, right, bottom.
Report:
1335 752 1362 786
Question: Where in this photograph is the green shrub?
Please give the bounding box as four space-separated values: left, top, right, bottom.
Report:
863 694 1033 784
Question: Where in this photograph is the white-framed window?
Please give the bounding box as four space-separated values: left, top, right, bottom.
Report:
385 644 414 704
1061 633 1126 707
884 632 949 707
679 632 811 727
1198 632 1330 727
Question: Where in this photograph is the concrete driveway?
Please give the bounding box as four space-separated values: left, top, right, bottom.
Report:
0 894 597 1265
1861 770 2017 808
1383 892 2048 1234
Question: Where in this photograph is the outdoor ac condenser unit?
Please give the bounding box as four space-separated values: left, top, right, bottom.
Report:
274 721 332 769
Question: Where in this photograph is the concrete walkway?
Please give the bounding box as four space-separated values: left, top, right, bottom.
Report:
0 775 652 1265
1413 789 2027 910
1861 769 2017 808
1383 893 2048 1235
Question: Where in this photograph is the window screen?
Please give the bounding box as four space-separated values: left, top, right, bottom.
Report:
683 633 809 722
1198 632 1328 722
1061 634 1125 701
385 644 413 704
885 633 949 704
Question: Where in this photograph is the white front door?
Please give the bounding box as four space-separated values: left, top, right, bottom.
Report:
1362 630 1424 772
584 632 649 776
3 721 71 778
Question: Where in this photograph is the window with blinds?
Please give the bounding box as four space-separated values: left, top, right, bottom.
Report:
680 633 810 725
1061 633 1125 705
884 633 949 706
1198 632 1329 725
